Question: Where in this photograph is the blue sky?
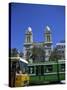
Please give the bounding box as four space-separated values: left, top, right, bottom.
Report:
11 3 65 52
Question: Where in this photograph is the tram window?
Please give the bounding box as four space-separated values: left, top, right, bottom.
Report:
29 66 35 74
16 62 21 74
11 62 17 72
22 68 26 74
45 65 53 73
25 67 28 74
41 65 44 75
61 64 65 71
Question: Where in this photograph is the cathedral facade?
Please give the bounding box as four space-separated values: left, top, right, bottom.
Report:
23 26 53 62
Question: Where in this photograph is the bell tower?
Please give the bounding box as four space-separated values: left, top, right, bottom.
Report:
25 27 33 43
44 26 53 61
24 27 33 60
45 26 52 43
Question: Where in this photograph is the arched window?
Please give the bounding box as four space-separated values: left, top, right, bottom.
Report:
47 35 50 42
27 35 31 43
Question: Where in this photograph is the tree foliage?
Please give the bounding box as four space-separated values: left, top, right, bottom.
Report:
10 48 19 57
30 46 45 62
49 48 60 61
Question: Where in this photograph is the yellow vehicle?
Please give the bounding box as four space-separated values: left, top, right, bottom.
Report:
10 57 29 87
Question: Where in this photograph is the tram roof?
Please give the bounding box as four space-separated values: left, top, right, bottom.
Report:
9 57 28 64
20 57 28 64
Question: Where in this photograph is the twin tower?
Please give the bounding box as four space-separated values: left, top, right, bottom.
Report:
24 26 53 61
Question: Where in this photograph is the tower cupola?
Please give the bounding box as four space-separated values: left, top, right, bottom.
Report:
25 26 33 43
44 25 52 43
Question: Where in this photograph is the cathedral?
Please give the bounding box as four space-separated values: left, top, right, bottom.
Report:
23 26 53 63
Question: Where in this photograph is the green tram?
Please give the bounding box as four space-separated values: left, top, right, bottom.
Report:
28 60 65 85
